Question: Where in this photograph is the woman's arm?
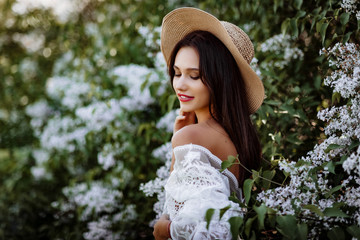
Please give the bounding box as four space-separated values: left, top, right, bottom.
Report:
153 214 171 240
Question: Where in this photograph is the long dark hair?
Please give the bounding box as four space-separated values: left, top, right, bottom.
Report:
168 30 261 184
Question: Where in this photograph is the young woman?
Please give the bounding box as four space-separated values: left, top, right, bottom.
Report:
153 7 264 240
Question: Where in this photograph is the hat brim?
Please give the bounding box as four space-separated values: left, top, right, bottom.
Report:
161 7 264 114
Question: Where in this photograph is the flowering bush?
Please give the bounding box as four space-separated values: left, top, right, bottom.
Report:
258 42 360 238
1 0 359 239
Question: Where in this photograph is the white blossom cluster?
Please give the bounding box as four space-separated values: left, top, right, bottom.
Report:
259 34 304 69
138 26 161 50
138 26 168 72
111 64 164 111
30 149 52 180
12 31 45 53
140 142 172 225
83 216 115 240
156 109 179 133
46 75 92 110
341 0 360 20
26 53 166 236
12 0 90 23
258 43 360 232
58 181 123 221
323 43 360 98
98 142 127 170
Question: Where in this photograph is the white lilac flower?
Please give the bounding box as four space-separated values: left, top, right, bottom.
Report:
83 216 116 240
19 58 38 80
138 26 161 50
140 143 172 223
110 64 157 111
75 99 123 131
32 149 50 165
12 0 90 23
62 181 122 221
258 43 360 229
341 0 360 20
31 165 52 180
259 34 304 69
12 32 45 53
156 109 179 133
97 143 125 170
152 142 172 163
39 117 88 152
46 76 91 110
113 204 137 222
25 99 51 120
250 57 262 77
321 43 360 98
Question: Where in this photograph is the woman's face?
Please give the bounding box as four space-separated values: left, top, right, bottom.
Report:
173 46 210 114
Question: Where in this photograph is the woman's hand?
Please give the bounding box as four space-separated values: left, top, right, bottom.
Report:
173 109 196 134
153 214 171 240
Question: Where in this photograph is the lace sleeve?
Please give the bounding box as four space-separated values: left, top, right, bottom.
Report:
163 145 242 240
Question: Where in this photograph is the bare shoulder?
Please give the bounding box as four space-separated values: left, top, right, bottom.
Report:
171 124 208 148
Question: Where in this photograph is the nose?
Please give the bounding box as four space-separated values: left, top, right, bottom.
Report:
173 75 187 92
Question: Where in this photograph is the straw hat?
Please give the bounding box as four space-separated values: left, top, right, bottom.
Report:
161 7 264 114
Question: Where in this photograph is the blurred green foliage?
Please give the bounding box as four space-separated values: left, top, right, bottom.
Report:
0 0 358 239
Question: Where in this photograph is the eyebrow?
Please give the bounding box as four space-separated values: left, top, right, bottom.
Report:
173 65 199 71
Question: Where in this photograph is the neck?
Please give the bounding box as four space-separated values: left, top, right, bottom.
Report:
195 109 213 123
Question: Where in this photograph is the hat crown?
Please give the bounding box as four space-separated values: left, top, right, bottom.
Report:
221 21 254 64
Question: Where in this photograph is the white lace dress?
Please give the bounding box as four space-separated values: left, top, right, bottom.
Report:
163 144 243 240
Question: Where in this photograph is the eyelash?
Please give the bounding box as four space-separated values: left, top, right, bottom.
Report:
174 73 200 80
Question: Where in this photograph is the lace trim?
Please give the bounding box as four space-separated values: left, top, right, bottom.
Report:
173 143 239 190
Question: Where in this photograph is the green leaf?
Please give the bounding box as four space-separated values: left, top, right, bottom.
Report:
323 207 349 218
265 100 281 106
267 208 277 227
254 204 267 230
343 31 352 44
325 161 335 174
297 223 308 240
316 19 325 33
167 94 177 112
205 208 215 229
281 18 290 36
327 227 345 240
324 144 342 153
229 216 243 240
347 225 360 238
303 204 324 217
140 78 149 92
276 215 297 238
220 155 238 172
243 179 254 205
340 12 350 26
149 82 160 97
314 75 322 89
320 22 329 45
290 18 299 37
295 10 306 19
229 192 243 205
262 170 276 190
325 185 342 198
293 0 303 9
349 140 360 150
219 205 231 220
338 154 348 165
332 92 341 104
245 216 257 237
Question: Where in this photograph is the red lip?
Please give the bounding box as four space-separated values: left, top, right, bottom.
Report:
178 93 194 102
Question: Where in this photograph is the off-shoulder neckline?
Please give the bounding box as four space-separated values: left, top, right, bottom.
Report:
173 143 239 189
